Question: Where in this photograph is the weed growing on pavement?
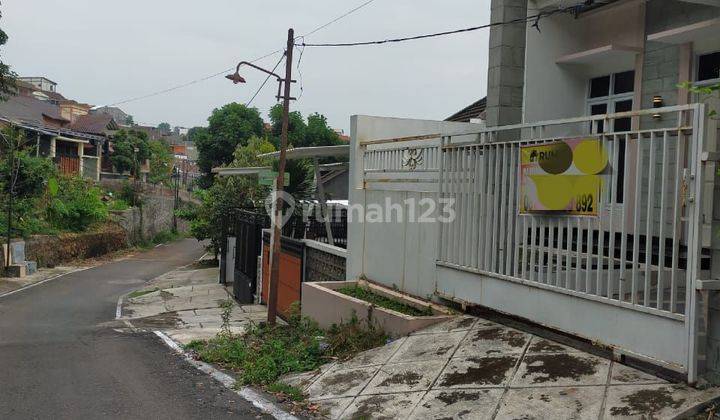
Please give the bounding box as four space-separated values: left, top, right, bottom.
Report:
266 382 305 402
127 288 159 299
184 306 387 390
337 285 434 317
219 299 234 336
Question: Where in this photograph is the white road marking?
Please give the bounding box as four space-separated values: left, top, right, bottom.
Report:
153 330 298 420
0 267 93 300
116 293 125 319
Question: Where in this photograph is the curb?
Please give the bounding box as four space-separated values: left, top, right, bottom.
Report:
153 331 298 420
0 266 93 300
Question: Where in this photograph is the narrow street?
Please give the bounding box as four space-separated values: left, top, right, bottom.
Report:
0 239 267 419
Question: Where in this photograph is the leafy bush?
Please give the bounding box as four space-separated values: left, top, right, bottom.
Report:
107 199 129 211
46 176 108 232
185 309 386 389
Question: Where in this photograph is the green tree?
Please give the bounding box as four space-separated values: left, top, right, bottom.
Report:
148 139 173 184
179 136 275 253
0 6 15 100
124 115 135 126
111 129 151 176
268 104 341 148
157 122 171 133
195 103 264 186
0 127 57 237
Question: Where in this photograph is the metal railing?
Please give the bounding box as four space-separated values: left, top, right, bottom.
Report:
436 104 706 319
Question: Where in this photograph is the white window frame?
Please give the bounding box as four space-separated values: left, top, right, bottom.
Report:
586 72 634 207
693 50 720 88
586 72 635 130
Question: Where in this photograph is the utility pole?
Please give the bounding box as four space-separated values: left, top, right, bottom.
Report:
5 136 14 271
267 28 295 325
225 28 296 325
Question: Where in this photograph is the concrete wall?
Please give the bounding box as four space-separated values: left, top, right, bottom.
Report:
347 115 481 299
111 193 188 244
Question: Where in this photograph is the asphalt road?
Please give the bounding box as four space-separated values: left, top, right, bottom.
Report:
0 239 269 419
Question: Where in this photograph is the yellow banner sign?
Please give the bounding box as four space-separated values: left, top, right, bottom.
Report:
519 138 607 216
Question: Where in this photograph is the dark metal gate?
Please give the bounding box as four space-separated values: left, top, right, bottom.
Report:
231 209 268 303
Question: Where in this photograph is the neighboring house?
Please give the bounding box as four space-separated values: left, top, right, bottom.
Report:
445 97 486 124
0 94 105 180
17 76 58 93
92 106 131 126
317 163 349 201
346 0 720 385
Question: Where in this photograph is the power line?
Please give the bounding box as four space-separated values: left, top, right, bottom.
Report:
102 0 378 108
105 49 283 107
297 3 591 48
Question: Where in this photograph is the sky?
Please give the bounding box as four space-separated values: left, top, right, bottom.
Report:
3 0 491 133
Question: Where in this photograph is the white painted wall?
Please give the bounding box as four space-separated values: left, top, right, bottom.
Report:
524 2 645 129
347 115 482 299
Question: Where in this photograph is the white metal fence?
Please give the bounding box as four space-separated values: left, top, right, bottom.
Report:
436 105 705 321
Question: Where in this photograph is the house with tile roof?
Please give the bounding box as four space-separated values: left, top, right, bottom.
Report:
0 82 107 181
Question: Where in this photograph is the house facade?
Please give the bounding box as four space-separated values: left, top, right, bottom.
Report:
0 79 109 181
346 0 720 385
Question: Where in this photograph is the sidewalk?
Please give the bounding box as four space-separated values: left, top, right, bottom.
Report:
119 264 268 344
0 266 86 296
281 316 720 419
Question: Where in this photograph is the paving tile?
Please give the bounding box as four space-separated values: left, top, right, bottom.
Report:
388 331 467 364
305 366 379 400
410 316 478 335
512 353 610 387
334 338 406 370
454 325 530 358
525 336 582 355
409 389 503 420
435 355 518 389
340 392 424 419
311 397 354 420
610 363 667 385
604 384 720 419
280 370 320 391
239 304 268 313
472 318 504 329
362 360 446 394
495 386 606 420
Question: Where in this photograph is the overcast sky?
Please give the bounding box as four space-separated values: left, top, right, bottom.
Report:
3 0 490 132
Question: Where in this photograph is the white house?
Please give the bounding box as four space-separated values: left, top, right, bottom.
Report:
346 0 720 385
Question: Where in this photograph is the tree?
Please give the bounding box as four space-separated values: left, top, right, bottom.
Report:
0 6 15 100
178 136 276 253
110 130 151 176
148 139 173 184
195 103 264 185
157 122 171 134
268 104 341 148
124 115 135 126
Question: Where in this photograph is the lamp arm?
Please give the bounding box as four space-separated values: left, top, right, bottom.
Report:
235 61 283 81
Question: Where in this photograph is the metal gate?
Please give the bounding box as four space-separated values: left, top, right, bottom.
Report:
231 209 268 303
356 104 714 382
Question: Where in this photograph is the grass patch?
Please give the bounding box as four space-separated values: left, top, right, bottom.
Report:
127 288 158 299
266 382 305 402
184 308 386 391
107 199 130 211
136 229 181 249
336 285 434 317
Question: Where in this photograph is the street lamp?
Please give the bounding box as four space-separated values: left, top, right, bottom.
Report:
227 28 295 326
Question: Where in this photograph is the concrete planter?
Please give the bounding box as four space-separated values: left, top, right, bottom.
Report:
301 280 454 337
